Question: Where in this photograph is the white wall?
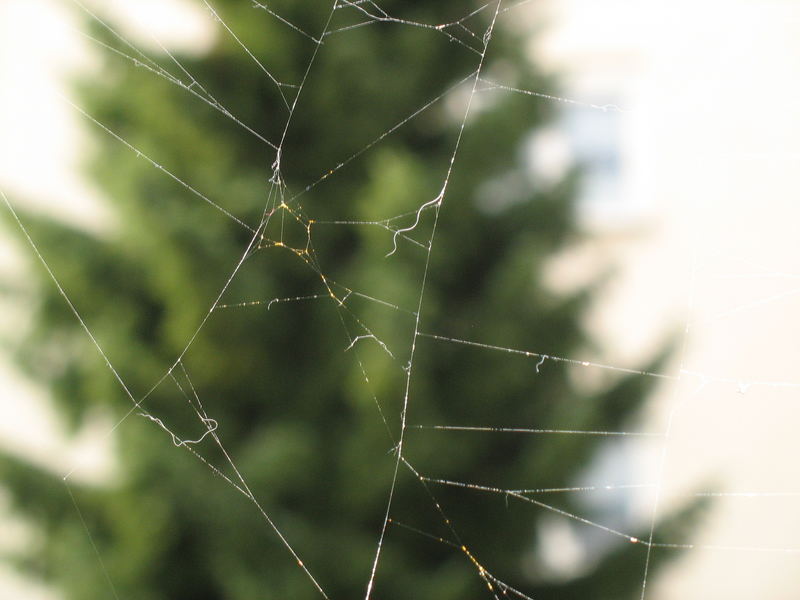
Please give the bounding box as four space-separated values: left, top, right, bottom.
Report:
535 0 800 597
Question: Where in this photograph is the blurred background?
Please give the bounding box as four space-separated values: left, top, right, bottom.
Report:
3 0 800 598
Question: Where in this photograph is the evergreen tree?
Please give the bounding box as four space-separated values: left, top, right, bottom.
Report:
2 1 699 598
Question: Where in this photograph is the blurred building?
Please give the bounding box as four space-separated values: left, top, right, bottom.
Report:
529 0 800 598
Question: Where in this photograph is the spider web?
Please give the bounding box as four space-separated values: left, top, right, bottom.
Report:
3 1 800 599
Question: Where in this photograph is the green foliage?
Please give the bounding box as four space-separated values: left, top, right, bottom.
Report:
1 1 697 599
